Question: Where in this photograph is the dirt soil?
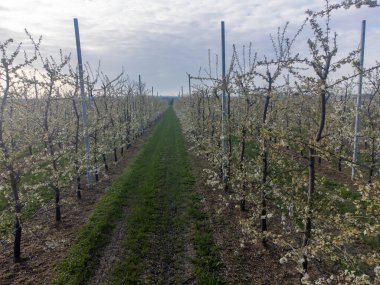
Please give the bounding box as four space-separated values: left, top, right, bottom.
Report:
86 205 130 285
0 126 156 285
183 142 373 284
285 147 363 188
186 142 300 285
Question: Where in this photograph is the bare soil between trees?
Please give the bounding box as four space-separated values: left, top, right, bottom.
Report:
185 143 301 285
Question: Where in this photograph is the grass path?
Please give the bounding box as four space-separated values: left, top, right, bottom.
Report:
53 106 222 285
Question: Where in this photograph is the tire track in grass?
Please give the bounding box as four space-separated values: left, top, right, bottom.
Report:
107 106 223 284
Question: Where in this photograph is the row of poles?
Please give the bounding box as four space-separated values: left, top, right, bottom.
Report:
73 18 159 190
182 21 229 188
184 17 374 181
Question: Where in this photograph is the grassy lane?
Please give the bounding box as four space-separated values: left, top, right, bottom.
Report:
53 106 222 285
108 106 222 284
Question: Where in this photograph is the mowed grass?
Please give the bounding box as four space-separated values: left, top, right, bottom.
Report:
53 106 222 285
108 106 222 284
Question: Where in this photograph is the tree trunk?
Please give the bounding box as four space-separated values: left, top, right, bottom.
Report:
369 137 375 183
94 157 99 182
14 216 21 263
261 147 268 246
338 143 344 172
240 192 246 212
261 81 271 245
95 168 99 182
76 175 82 199
9 170 22 262
113 147 118 162
76 176 82 199
55 190 61 222
240 127 247 171
315 90 326 141
302 147 316 273
240 127 247 212
103 153 109 171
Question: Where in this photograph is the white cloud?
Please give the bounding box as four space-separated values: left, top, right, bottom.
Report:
0 0 379 95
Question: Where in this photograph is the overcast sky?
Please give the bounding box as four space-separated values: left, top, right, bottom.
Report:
0 0 379 95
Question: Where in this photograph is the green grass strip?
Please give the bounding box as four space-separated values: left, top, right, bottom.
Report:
108 106 223 284
52 120 160 285
53 106 222 284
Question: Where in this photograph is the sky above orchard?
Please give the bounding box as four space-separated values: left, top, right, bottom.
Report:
0 0 379 95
